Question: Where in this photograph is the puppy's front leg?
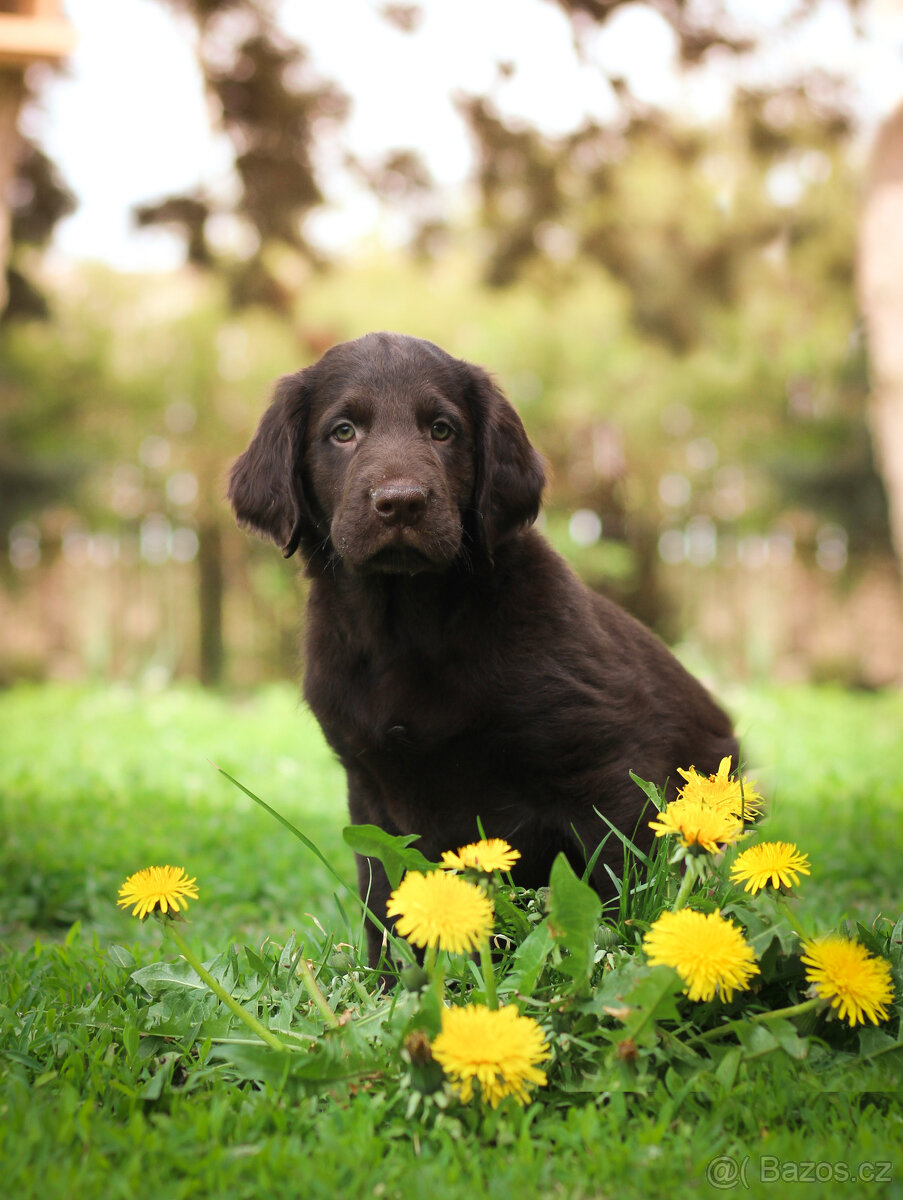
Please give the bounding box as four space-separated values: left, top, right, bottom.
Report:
345 765 399 972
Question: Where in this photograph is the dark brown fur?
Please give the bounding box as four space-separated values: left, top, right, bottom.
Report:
228 332 738 965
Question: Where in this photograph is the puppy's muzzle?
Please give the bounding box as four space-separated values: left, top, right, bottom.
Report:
370 482 429 528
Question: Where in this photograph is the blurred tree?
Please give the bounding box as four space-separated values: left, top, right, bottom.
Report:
859 100 903 578
134 0 448 681
4 0 901 684
133 0 350 681
137 0 349 311
1 127 79 546
0 11 80 569
134 0 441 682
4 138 76 320
459 20 858 345
542 0 765 62
0 0 75 313
0 302 120 557
349 146 446 260
140 1 441 285
455 0 897 600
0 65 26 313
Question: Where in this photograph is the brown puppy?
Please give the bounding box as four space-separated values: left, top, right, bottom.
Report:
229 332 738 966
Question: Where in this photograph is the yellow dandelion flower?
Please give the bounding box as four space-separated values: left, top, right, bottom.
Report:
676 756 763 821
386 871 494 955
117 865 198 919
801 936 895 1027
648 795 744 853
730 841 811 894
431 1004 549 1107
643 908 760 1003
440 838 521 873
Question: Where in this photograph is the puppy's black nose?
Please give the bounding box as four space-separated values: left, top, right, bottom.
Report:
370 482 429 526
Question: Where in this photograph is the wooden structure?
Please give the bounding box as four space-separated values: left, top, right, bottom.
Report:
0 1 76 66
0 1 76 311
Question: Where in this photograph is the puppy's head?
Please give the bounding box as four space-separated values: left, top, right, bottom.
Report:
228 332 545 573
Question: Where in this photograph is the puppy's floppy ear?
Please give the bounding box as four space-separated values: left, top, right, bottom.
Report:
228 369 316 559
463 363 546 561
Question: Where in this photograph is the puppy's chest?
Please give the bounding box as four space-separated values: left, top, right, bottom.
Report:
306 644 480 757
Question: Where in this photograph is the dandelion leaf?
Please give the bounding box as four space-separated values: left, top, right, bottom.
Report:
857 1026 903 1059
343 824 435 888
506 919 555 995
547 853 602 987
616 964 684 1044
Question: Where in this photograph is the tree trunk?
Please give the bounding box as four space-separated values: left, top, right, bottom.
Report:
197 519 224 686
858 101 903 576
0 67 25 314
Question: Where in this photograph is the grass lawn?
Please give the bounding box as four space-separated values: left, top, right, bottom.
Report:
1 681 902 1199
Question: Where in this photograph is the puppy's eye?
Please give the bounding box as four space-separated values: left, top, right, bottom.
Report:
331 421 356 444
430 420 453 442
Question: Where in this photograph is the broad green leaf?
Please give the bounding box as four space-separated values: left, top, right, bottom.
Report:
629 771 668 813
890 912 903 954
401 986 443 1041
107 945 136 970
132 960 212 994
244 945 269 978
664 1065 683 1097
208 1043 293 1089
769 1018 810 1061
122 1024 140 1061
579 952 650 1015
210 1024 381 1095
735 1021 779 1056
547 853 602 987
714 1046 742 1090
505 919 555 995
138 1051 180 1100
725 906 798 957
855 922 887 958
858 1026 903 1059
342 824 435 889
754 933 783 982
617 964 684 1044
134 1014 234 1041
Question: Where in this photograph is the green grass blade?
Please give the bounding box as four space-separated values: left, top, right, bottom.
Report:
592 806 652 866
214 765 413 964
215 764 347 885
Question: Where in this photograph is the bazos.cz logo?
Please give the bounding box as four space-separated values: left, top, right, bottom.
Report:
706 1154 893 1189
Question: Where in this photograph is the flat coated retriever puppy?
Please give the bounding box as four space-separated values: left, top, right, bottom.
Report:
228 331 738 967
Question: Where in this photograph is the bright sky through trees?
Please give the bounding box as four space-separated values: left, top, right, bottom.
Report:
28 0 903 270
